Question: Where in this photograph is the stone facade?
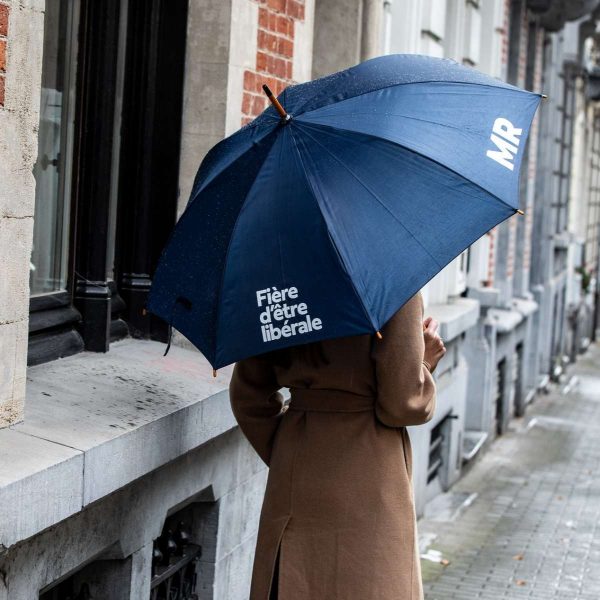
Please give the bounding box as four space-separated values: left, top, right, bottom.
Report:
0 0 44 428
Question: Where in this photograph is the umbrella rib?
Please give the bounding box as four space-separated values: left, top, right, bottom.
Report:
297 124 445 272
289 126 379 331
303 111 480 136
212 134 283 362
296 80 537 117
299 119 519 215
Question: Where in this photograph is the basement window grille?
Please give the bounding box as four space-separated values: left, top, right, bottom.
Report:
427 418 445 484
150 520 201 600
495 358 506 435
40 581 91 600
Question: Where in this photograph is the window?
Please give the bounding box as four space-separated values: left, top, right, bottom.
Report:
30 0 79 296
29 0 188 365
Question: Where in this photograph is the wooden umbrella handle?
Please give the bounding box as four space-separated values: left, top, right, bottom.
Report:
262 84 290 120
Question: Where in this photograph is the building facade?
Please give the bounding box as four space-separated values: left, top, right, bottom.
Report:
0 0 599 598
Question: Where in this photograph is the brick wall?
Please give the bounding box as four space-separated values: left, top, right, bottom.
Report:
241 0 305 126
0 1 8 106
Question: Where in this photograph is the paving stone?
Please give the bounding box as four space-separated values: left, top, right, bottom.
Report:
420 344 600 599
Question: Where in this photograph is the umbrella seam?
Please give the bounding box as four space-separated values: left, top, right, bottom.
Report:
189 123 277 205
295 80 539 117
379 203 514 330
213 132 283 364
289 125 378 331
297 124 445 272
298 119 522 215
301 110 483 136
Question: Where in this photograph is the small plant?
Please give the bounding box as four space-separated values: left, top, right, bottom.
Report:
575 266 592 294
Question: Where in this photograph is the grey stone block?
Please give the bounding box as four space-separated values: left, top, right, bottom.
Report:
0 429 83 547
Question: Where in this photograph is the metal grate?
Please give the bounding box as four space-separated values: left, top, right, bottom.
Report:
495 358 506 435
151 521 202 600
427 418 445 484
40 581 91 600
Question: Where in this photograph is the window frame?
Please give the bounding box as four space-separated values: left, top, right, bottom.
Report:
28 0 187 365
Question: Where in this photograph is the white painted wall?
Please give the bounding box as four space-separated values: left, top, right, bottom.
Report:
385 0 489 306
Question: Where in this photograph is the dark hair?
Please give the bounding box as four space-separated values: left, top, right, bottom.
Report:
265 340 330 370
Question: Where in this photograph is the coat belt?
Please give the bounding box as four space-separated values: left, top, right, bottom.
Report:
288 388 375 413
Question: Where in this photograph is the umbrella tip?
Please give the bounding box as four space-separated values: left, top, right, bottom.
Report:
213 369 217 378
516 209 525 215
262 83 290 122
376 331 383 339
541 94 548 100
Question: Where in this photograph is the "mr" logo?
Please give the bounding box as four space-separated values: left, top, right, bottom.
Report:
486 118 522 171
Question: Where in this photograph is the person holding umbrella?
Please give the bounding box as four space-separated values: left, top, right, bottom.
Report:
146 55 542 598
230 294 446 599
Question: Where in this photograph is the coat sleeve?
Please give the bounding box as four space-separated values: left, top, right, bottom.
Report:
229 355 284 466
372 291 437 427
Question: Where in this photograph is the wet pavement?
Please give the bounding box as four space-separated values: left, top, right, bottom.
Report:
419 344 600 599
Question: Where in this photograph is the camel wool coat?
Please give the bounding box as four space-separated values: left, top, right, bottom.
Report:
229 291 436 600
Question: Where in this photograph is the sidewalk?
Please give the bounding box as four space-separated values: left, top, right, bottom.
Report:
419 344 600 600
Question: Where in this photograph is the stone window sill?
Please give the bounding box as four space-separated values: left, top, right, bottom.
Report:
425 297 480 343
0 339 234 549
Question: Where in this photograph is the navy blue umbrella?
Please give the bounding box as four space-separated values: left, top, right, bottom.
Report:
146 54 542 370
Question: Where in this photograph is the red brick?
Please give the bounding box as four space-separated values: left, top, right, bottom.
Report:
272 56 286 78
242 90 253 115
241 116 253 126
286 0 305 20
267 0 286 11
252 94 266 115
0 74 4 106
277 15 293 36
0 4 9 38
257 29 265 50
266 54 275 74
243 70 256 92
277 37 293 58
0 40 5 72
258 7 269 29
257 51 268 72
258 30 279 53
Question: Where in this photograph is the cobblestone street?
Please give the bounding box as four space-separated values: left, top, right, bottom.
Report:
419 345 600 600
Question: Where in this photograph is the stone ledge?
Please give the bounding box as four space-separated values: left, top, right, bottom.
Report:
486 307 524 333
467 286 501 308
0 429 83 548
426 297 480 342
1 339 236 549
510 296 538 317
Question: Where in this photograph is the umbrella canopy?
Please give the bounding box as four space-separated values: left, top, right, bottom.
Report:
146 54 542 370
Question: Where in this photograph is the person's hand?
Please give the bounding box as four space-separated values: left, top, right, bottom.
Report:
423 316 446 373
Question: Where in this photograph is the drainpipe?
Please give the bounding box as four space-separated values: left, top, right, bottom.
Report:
360 0 383 61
